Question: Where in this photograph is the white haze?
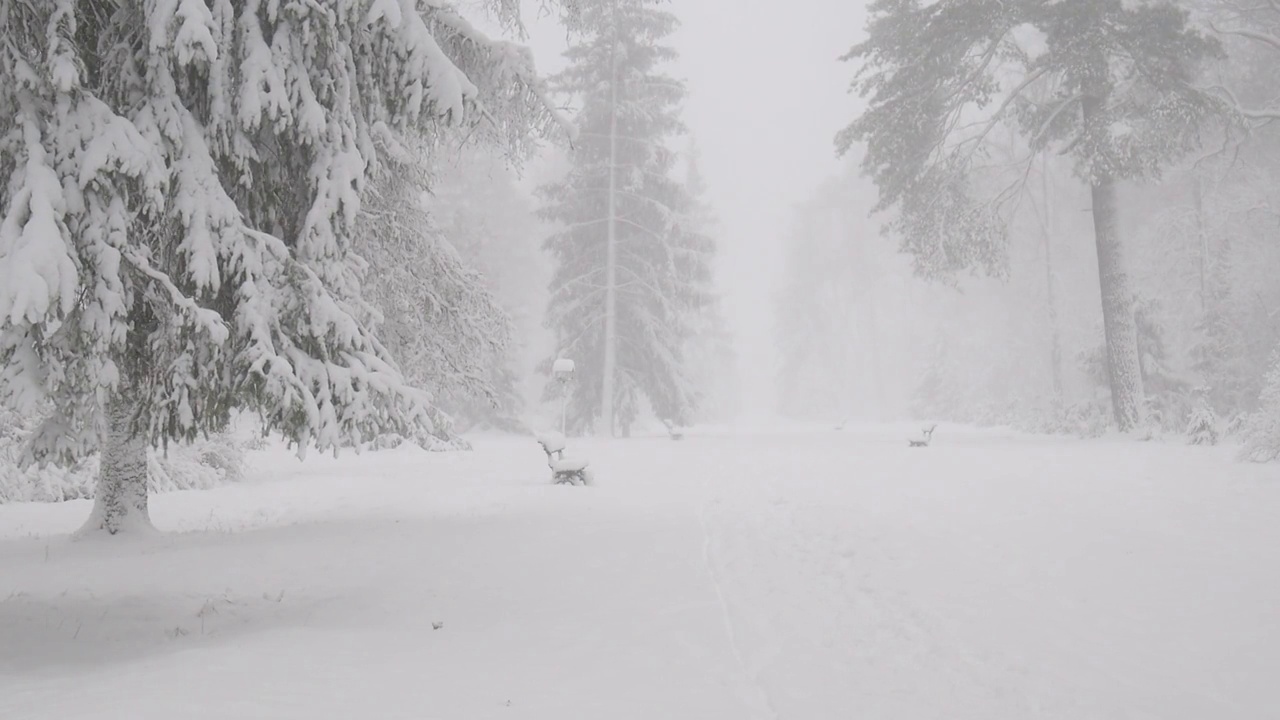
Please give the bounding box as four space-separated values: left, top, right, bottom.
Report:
516 0 869 420
5 2 1280 718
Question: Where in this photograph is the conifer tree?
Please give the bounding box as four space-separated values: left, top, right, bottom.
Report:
0 0 565 533
539 0 715 436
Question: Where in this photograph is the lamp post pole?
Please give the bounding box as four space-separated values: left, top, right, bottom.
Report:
552 358 575 437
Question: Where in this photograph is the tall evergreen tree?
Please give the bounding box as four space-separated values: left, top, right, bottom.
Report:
539 0 715 436
841 0 1225 431
0 0 565 533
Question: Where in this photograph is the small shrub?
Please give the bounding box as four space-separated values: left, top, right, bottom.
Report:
1185 406 1220 446
1224 413 1249 439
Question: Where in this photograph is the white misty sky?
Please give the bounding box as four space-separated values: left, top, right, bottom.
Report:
518 1 868 417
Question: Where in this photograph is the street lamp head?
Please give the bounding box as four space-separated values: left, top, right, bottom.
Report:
553 357 576 380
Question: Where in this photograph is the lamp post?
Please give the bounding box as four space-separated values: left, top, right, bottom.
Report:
552 358 575 436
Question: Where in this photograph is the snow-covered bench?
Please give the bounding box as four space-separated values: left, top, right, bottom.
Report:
908 424 937 448
536 432 592 486
661 419 685 441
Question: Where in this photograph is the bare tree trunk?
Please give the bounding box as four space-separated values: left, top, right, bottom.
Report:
1041 155 1063 398
1192 175 1209 315
77 395 152 536
1088 174 1145 430
600 33 620 438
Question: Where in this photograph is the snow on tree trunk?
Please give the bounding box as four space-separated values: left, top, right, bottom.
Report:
1088 170 1145 432
600 36 621 438
77 396 151 537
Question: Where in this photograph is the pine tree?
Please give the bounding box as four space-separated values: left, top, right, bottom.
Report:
841 0 1225 431
539 0 715 436
0 0 565 533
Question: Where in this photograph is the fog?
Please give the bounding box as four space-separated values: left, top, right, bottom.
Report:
496 0 1280 439
513 1 867 420
4 2 1280 716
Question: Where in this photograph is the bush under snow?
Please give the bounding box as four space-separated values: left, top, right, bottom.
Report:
1185 406 1220 446
1240 355 1280 463
1 410 245 503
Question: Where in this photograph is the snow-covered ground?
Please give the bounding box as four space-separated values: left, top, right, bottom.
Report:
2 424 1278 719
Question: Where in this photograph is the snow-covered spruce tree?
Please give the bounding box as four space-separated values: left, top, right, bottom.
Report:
539 0 716 437
841 0 1225 432
0 0 564 534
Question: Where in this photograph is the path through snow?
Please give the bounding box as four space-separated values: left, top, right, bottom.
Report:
2 424 1279 718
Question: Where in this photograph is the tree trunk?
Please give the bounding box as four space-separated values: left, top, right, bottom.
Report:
600 33 620 438
1192 175 1209 315
1089 175 1145 430
77 395 152 536
1041 155 1063 398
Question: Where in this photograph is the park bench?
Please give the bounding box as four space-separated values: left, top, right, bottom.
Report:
908 424 937 448
661 419 685 441
536 432 592 486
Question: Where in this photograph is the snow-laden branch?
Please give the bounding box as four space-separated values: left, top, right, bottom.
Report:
428 3 577 142
576 187 677 218
119 249 230 345
575 131 670 146
1031 92 1084 147
557 214 672 243
1209 20 1280 51
1201 82 1280 121
953 67 1050 154
0 113 78 326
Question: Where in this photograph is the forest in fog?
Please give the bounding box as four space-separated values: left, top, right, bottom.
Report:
779 0 1280 453
5 2 1280 718
2 0 1280 510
